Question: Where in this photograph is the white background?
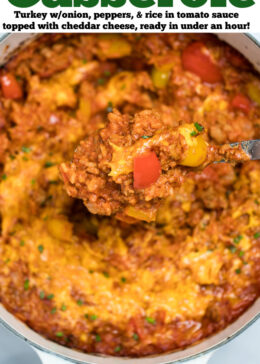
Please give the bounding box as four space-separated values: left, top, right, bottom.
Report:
0 0 260 33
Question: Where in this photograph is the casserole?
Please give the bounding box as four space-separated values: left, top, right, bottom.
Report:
0 33 259 364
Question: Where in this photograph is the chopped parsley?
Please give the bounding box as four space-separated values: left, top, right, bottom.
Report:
38 245 44 254
82 59 87 64
234 235 243 244
44 161 55 168
23 156 28 161
49 180 59 185
61 304 67 311
255 199 259 205
104 70 111 77
239 250 245 258
56 332 63 337
85 313 97 320
24 279 30 291
77 299 83 306
141 135 152 139
97 78 105 85
47 293 54 300
190 130 197 137
107 101 113 113
194 122 204 132
228 245 237 253
133 333 139 341
4 258 10 264
1 174 7 181
9 154 15 160
114 346 121 353
89 269 94 274
103 271 109 278
95 334 101 342
121 277 126 283
254 232 260 239
51 307 57 314
31 179 36 186
90 314 97 321
20 240 25 246
145 317 156 325
235 268 241 274
39 291 45 299
22 146 31 154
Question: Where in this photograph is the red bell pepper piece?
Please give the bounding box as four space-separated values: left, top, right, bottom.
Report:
134 151 161 189
182 42 222 84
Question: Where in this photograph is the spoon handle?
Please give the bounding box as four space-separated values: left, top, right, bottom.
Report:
230 140 260 160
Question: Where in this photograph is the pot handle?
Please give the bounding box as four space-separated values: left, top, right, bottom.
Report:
33 348 70 364
33 347 214 364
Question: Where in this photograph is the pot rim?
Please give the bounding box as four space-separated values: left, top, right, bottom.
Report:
0 32 259 364
0 301 259 364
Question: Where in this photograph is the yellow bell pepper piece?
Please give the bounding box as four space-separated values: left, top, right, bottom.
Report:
179 124 208 167
97 35 132 59
247 81 260 105
125 206 156 222
151 66 171 89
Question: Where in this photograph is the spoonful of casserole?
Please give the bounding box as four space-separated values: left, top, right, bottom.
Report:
60 109 258 223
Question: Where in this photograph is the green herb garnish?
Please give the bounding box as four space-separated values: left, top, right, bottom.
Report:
44 161 55 168
114 346 121 353
121 277 126 283
194 122 204 132
234 235 243 244
39 291 45 299
51 307 57 314
141 135 151 139
97 78 105 85
254 232 260 239
20 240 25 246
82 59 87 64
133 333 139 341
56 332 63 337
103 271 109 278
104 70 111 76
145 317 156 325
22 146 31 153
47 293 54 300
90 314 97 321
235 268 241 274
24 279 30 291
239 250 245 257
77 299 83 306
95 334 101 342
228 245 237 253
38 245 44 253
107 101 113 113
61 304 67 312
31 179 36 186
2 174 7 181
190 130 197 137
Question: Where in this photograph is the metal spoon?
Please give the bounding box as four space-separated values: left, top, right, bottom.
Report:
231 140 260 160
215 140 260 164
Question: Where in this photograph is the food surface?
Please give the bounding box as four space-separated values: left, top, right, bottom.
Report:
0 34 259 357
60 109 249 222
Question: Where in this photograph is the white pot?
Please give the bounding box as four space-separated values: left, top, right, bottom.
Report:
0 32 259 364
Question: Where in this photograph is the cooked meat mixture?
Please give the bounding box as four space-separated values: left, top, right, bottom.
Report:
60 109 249 222
0 34 259 357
